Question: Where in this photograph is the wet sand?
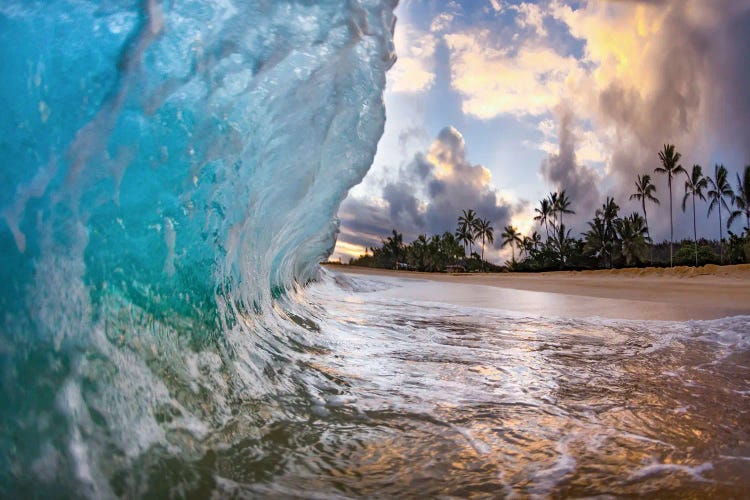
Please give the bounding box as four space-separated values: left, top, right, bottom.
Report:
326 264 750 321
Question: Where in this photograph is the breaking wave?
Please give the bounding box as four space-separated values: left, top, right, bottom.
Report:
0 0 396 496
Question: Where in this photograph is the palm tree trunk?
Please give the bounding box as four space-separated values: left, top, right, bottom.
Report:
643 199 652 265
668 176 673 267
692 193 698 267
481 235 485 271
718 204 723 264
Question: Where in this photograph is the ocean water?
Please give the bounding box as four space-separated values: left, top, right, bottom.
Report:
1 0 749 497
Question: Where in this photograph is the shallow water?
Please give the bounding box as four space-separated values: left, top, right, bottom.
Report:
267 271 750 497
4 270 750 497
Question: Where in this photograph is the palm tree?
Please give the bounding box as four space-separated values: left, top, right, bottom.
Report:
583 216 608 267
707 164 734 263
728 165 750 234
534 198 552 239
551 223 573 266
616 213 649 266
455 225 473 259
384 229 404 268
555 190 575 230
655 144 685 267
500 225 522 264
681 165 708 266
457 209 478 257
595 197 620 268
629 173 659 264
548 192 559 229
476 218 495 270
529 231 542 252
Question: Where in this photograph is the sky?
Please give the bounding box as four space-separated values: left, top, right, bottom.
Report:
332 0 750 263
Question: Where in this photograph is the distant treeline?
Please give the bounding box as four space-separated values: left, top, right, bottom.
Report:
349 145 750 272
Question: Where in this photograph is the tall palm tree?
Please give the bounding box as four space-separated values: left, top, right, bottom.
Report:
707 164 734 263
596 197 620 268
384 229 404 268
500 225 522 264
457 209 478 258
616 213 649 267
530 231 542 252
476 218 495 270
534 198 552 239
728 165 750 234
655 144 685 267
548 192 559 229
455 225 473 259
555 190 575 229
629 173 659 264
681 165 708 266
583 216 608 267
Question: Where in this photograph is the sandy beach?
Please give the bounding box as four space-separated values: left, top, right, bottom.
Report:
327 264 750 321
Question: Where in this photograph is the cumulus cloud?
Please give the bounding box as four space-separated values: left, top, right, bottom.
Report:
335 127 514 259
513 2 548 37
444 30 580 118
540 105 602 229
388 24 438 93
442 0 750 238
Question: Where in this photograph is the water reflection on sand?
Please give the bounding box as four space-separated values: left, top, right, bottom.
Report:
256 272 750 497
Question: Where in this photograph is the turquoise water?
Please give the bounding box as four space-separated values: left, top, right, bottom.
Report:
1 1 749 497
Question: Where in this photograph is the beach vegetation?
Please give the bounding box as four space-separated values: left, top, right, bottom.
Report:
348 148 749 273
707 164 734 263
655 143 686 267
682 165 708 266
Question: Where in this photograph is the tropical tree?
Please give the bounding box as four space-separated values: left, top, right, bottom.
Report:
728 165 750 234
383 230 404 268
629 173 659 263
455 225 473 259
551 223 574 266
583 216 609 266
457 209 478 257
548 192 559 229
682 164 708 266
529 231 542 252
476 218 495 270
501 225 523 264
555 190 575 230
616 213 649 266
655 143 685 267
595 197 620 268
534 198 552 239
707 164 734 263
440 231 464 262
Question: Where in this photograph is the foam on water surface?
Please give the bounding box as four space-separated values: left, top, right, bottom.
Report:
1 0 749 497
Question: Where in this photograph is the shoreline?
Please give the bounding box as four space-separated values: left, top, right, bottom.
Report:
324 264 750 321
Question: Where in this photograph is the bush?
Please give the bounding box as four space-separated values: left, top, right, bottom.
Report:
674 243 718 266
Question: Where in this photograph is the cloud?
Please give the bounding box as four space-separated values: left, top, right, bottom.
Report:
539 105 602 229
388 24 437 93
444 30 580 118
550 0 750 239
334 127 515 259
430 12 454 33
487 0 506 13
513 2 548 37
441 0 749 239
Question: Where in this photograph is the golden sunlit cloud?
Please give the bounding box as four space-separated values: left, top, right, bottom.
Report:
388 24 437 93
444 30 580 118
332 240 368 261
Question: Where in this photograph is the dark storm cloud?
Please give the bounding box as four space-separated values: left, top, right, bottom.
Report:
596 1 750 234
337 126 515 252
540 105 601 231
